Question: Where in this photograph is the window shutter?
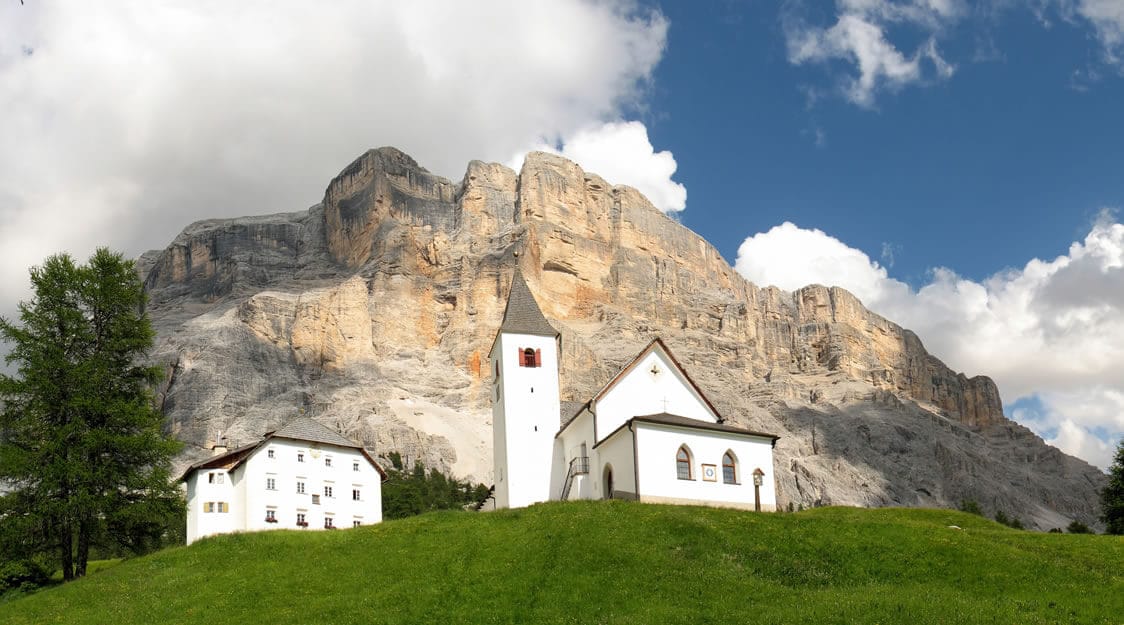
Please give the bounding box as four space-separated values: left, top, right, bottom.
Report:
517 348 525 367
534 349 542 368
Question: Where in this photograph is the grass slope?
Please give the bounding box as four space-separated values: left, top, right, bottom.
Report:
1 503 1121 624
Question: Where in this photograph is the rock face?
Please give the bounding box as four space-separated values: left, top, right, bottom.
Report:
144 147 1106 530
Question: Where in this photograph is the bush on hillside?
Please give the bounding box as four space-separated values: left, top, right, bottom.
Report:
958 500 983 515
1066 520 1093 534
994 510 1024 529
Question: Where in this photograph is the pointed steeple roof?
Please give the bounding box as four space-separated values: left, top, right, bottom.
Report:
499 268 559 338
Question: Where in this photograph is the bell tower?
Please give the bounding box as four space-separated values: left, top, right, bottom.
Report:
489 268 560 509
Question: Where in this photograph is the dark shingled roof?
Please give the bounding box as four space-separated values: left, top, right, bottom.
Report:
499 269 558 338
267 417 361 449
632 413 779 441
594 413 780 449
560 401 588 428
180 417 388 482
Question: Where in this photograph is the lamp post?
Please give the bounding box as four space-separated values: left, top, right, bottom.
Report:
752 468 765 512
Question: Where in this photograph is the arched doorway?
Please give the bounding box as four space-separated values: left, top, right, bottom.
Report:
603 464 614 500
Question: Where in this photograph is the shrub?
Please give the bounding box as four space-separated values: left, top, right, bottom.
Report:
958 500 983 516
1066 520 1093 534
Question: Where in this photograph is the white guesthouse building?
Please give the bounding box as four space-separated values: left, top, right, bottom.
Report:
491 271 779 511
182 418 387 544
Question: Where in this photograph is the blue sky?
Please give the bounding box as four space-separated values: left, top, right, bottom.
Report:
647 0 1124 286
1 0 1121 468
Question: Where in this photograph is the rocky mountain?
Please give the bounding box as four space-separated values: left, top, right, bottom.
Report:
140 147 1107 530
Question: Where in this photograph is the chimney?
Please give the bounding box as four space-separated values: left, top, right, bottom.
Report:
210 432 228 456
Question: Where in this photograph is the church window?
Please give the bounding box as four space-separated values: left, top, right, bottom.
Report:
676 446 693 480
518 347 543 368
722 451 737 484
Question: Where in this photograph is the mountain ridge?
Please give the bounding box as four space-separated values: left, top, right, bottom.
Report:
140 146 1106 529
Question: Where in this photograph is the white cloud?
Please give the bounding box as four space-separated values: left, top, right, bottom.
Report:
785 0 959 106
510 121 687 213
0 1 669 313
1051 0 1124 64
734 214 1124 470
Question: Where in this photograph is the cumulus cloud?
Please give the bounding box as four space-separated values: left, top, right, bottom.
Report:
784 0 960 106
1058 0 1124 64
510 121 687 213
0 1 670 314
734 215 1124 470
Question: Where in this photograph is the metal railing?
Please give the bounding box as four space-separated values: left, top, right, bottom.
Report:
560 456 590 500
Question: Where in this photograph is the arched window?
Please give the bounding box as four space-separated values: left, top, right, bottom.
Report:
722 451 737 484
676 446 692 480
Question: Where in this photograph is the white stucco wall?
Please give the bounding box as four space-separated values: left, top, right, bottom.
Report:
242 439 382 535
633 423 776 511
555 410 595 500
185 439 383 544
594 427 637 500
594 347 717 443
185 467 240 544
492 332 560 509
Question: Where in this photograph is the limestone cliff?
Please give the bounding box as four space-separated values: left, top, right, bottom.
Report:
144 147 1106 530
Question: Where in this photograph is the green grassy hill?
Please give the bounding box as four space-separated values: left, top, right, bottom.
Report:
1 502 1121 624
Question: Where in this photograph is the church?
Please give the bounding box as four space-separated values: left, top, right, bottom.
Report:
490 270 779 511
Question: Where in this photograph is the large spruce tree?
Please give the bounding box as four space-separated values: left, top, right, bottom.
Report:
0 249 181 581
1103 440 1124 535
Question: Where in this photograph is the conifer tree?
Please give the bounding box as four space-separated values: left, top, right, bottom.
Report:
1103 440 1124 535
0 249 181 581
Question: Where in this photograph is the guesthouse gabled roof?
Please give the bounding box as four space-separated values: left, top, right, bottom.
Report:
180 417 388 482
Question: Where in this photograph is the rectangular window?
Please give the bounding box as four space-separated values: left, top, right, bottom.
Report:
324 486 333 498
312 494 320 505
297 452 305 463
204 502 215 513
267 448 275 459
353 461 360 472
723 466 736 484
353 520 362 528
296 512 307 527
266 477 276 490
352 489 361 501
325 457 332 467
296 481 306 494
208 472 224 484
265 509 277 522
324 516 335 529
217 502 229 513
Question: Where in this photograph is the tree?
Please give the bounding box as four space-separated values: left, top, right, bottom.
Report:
0 249 181 581
1103 440 1124 535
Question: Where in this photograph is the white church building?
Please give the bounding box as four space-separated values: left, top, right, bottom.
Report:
490 271 779 511
181 417 387 544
